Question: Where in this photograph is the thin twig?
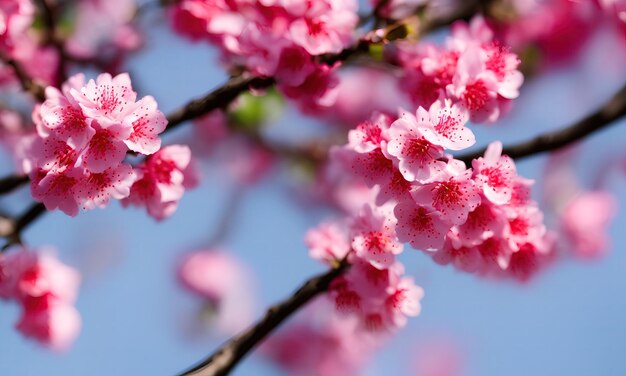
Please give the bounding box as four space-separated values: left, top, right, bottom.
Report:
179 259 350 376
457 81 626 163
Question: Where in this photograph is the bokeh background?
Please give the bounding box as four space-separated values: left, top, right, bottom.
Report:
2 2 626 375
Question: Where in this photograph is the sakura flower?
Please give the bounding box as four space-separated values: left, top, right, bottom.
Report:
122 96 167 155
31 169 81 216
77 120 131 173
446 46 500 123
288 0 358 55
122 145 198 220
305 219 351 265
418 99 474 151
348 113 391 153
394 199 449 251
451 201 507 248
472 141 516 205
384 277 423 328
71 73 139 123
411 159 481 225
37 82 94 150
349 204 403 269
73 164 136 210
386 110 446 182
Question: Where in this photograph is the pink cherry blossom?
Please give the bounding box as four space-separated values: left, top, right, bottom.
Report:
122 96 167 155
71 73 139 123
305 219 351 265
73 163 136 210
349 204 403 269
38 83 94 150
384 277 423 328
328 255 423 332
77 120 130 173
386 110 446 182
31 169 81 216
451 201 506 248
287 0 358 55
418 100 475 151
347 113 391 153
472 141 517 205
446 46 501 123
411 159 481 225
122 145 198 220
394 199 449 251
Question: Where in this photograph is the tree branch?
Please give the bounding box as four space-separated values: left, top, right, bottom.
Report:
164 76 276 133
0 52 45 101
457 81 626 163
179 260 350 376
0 175 29 195
1 202 47 250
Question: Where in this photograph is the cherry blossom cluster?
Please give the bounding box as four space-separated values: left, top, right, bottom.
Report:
25 73 164 216
306 212 424 332
0 246 81 351
170 0 358 111
324 99 554 285
20 72 196 220
397 16 523 123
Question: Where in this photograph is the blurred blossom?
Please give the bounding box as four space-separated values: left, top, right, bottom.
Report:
561 192 617 259
0 246 81 351
261 299 379 376
412 336 464 376
177 249 255 336
66 0 142 60
543 150 618 260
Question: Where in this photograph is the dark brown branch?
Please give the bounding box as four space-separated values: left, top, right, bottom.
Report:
179 260 350 376
164 76 275 133
1 202 47 250
0 175 29 195
457 81 626 164
0 52 45 101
